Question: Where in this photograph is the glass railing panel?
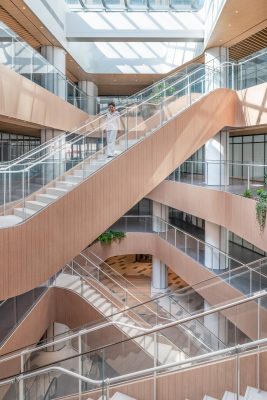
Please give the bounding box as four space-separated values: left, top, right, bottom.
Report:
0 21 95 113
0 381 18 400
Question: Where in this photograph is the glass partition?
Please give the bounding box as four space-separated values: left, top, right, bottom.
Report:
0 21 96 114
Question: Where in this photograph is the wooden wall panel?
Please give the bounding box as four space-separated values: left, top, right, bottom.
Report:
0 88 241 300
0 82 267 299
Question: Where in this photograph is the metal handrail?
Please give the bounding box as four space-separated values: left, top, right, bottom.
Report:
0 63 213 172
0 288 265 366
119 215 243 267
1 66 215 173
1 334 267 389
69 257 218 353
84 250 227 349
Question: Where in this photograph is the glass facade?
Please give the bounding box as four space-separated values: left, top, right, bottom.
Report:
0 132 40 163
229 134 267 181
65 0 204 11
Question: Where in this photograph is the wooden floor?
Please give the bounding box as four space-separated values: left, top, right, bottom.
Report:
105 254 188 296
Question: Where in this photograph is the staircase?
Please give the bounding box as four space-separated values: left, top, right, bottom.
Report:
203 386 267 400
55 270 187 368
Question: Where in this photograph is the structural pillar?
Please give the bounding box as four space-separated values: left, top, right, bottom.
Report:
205 46 229 90
204 300 228 345
46 322 69 351
41 46 66 100
152 200 169 232
205 221 229 270
205 130 229 186
152 256 168 291
78 80 98 115
151 200 169 292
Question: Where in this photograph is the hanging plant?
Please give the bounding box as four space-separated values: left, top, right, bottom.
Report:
256 189 267 232
97 230 126 244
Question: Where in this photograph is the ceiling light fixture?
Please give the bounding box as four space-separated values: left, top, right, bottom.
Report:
235 10 239 13
40 26 44 29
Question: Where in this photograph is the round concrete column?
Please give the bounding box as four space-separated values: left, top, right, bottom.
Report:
205 46 229 90
152 201 169 232
205 130 229 186
205 221 229 270
204 300 228 345
78 80 98 115
152 256 168 291
41 46 66 100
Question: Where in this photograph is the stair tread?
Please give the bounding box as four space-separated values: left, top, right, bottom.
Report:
37 193 58 200
245 387 267 400
26 200 47 207
15 207 36 215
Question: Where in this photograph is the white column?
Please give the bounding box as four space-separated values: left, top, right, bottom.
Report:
205 130 229 186
46 323 69 351
152 201 169 232
41 46 66 100
152 200 168 292
205 221 229 270
152 256 168 291
204 300 228 344
205 46 229 90
78 80 98 115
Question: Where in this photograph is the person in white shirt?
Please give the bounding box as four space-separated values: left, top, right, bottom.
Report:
103 101 120 157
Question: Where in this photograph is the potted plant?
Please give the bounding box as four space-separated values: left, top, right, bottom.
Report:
97 230 126 244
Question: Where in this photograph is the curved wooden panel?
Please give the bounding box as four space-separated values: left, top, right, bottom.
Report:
0 63 90 132
0 88 242 300
89 233 267 342
147 181 267 252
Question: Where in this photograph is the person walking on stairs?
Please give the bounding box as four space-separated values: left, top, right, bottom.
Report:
104 101 120 158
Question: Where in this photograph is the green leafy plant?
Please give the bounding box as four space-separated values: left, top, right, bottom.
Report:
264 174 267 185
256 189 267 232
243 188 253 198
98 230 126 244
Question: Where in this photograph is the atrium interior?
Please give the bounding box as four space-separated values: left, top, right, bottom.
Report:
0 0 267 399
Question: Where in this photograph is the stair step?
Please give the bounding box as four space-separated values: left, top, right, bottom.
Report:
203 396 218 400
56 181 78 189
25 200 47 211
14 208 37 219
46 187 69 197
36 193 59 204
0 215 23 228
222 392 244 400
112 393 137 400
65 175 83 183
245 387 267 400
73 169 95 177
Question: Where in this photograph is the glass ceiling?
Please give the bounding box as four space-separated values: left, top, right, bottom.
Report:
65 0 205 12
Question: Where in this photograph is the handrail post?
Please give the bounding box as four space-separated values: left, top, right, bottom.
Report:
236 345 240 400
247 165 250 190
78 333 82 395
3 172 6 216
153 332 157 400
19 353 24 400
125 108 128 150
257 297 260 390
